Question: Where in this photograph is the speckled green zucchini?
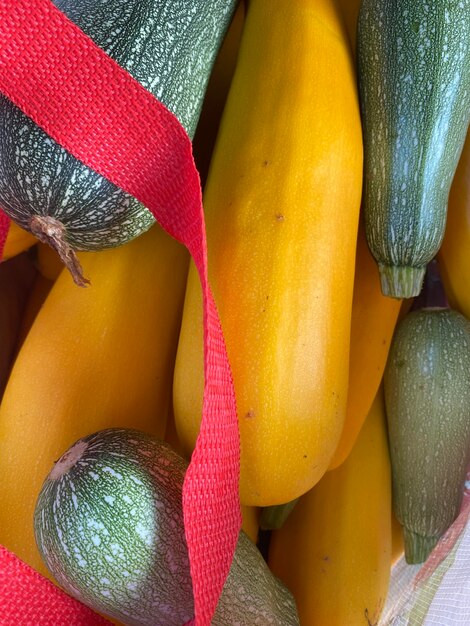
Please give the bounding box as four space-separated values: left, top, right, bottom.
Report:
0 0 237 285
358 0 470 298
34 428 299 626
384 308 470 563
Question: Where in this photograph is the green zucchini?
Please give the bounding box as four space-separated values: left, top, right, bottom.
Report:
34 428 299 626
0 0 237 285
357 0 470 298
384 307 470 563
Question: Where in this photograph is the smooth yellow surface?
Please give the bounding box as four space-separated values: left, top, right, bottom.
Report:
2 221 37 260
438 130 470 318
269 386 392 626
173 0 363 506
0 224 188 577
329 221 401 469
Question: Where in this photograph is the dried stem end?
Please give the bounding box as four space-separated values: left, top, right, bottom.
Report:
29 215 89 287
49 440 89 480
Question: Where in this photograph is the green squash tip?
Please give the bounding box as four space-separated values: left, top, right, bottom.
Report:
378 264 426 299
260 498 299 530
403 527 439 564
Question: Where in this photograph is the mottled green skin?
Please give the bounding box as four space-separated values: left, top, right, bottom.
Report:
384 309 470 563
358 0 470 297
0 0 237 250
34 428 299 626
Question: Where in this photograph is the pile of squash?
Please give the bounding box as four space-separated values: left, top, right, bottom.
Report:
0 1 469 624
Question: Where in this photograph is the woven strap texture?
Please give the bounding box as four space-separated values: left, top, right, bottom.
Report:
0 211 8 254
0 0 241 624
0 546 113 626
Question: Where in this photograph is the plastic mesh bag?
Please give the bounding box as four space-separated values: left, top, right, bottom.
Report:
381 479 470 625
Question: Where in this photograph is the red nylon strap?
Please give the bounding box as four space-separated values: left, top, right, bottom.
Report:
0 546 113 626
0 0 241 624
0 210 9 256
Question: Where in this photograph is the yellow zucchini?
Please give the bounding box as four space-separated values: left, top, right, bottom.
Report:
438 130 470 319
268 386 392 626
328 220 401 469
0 224 188 577
173 0 363 506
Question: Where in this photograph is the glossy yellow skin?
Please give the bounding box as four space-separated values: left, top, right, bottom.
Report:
269 386 392 626
0 224 188 577
328 221 401 469
438 130 470 318
2 221 37 260
173 0 363 506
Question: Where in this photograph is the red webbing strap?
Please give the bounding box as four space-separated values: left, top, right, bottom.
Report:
0 210 9 257
0 0 241 624
0 546 113 626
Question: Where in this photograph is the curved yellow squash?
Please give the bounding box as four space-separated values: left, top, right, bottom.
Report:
268 386 392 626
173 0 363 506
0 224 188 576
328 221 401 469
438 130 470 318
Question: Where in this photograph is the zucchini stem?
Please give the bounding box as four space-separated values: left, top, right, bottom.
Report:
260 498 299 530
29 215 89 287
378 264 425 299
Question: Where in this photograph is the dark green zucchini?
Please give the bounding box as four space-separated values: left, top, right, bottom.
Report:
358 0 470 298
34 428 299 626
0 0 237 285
384 307 470 563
